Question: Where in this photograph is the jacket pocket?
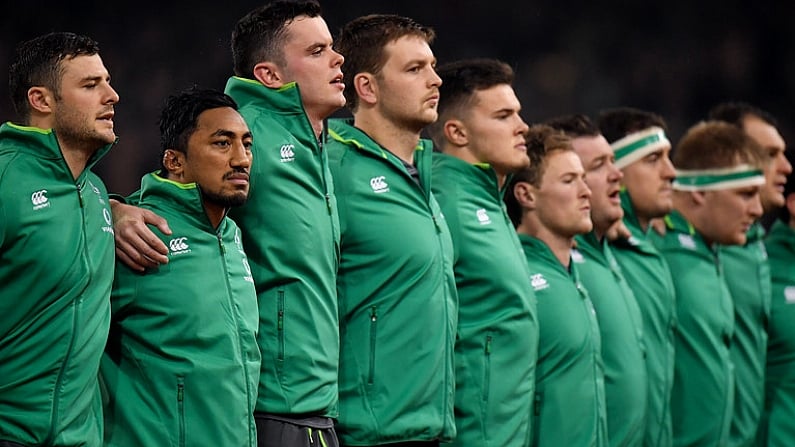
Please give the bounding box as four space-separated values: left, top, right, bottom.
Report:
177 378 186 447
483 333 492 403
368 306 378 385
277 289 285 361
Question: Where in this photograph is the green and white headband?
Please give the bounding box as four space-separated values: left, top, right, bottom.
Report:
673 164 765 191
610 126 671 169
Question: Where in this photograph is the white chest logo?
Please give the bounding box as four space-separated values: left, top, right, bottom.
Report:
677 233 697 250
476 208 492 225
169 237 191 255
531 273 549 291
370 176 389 193
31 189 50 210
280 144 295 163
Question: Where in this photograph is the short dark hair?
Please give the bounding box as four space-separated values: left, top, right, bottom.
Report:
9 32 100 122
544 114 601 138
597 107 667 144
158 87 239 171
428 58 514 145
674 121 766 171
231 0 322 77
708 101 778 129
336 14 435 111
505 124 572 226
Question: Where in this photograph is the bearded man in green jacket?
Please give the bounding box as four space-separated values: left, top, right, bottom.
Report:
427 58 538 447
328 14 457 447
101 88 260 447
110 2 346 445
1 32 119 447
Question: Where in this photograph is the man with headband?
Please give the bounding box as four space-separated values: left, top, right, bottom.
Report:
709 102 792 447
650 121 766 446
599 107 678 447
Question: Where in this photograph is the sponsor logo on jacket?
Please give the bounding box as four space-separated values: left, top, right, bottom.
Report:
531 273 549 291
370 176 389 193
476 208 492 225
169 237 191 255
102 208 114 234
280 144 295 163
31 189 50 210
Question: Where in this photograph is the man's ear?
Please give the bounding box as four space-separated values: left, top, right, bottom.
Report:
443 119 468 147
163 149 186 179
691 190 707 205
354 73 377 107
513 181 536 210
252 62 285 88
27 86 54 114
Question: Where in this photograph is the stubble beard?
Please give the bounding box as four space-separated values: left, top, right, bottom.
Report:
201 188 248 209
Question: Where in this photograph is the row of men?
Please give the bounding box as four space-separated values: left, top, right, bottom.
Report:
2 1 794 447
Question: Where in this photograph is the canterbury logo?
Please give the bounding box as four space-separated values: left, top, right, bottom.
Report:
370 176 389 193
476 208 492 225
280 144 295 162
31 190 50 210
31 190 48 205
169 237 190 254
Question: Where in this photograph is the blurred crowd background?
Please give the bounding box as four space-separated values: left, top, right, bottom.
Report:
2 0 793 194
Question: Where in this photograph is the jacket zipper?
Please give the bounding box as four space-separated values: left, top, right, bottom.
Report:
369 306 378 385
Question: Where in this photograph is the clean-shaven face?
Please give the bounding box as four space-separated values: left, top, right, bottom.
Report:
462 84 530 177
280 15 345 120
533 150 593 238
621 145 676 221
743 115 792 211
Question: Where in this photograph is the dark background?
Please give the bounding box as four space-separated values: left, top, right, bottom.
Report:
2 1 793 194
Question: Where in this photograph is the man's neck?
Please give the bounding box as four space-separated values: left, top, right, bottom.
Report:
442 145 506 189
304 109 324 140
57 138 95 180
353 111 421 164
517 221 574 268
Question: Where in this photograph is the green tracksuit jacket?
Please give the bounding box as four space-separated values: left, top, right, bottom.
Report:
651 211 735 447
0 123 115 446
224 77 340 417
610 191 676 447
574 232 648 447
721 223 770 447
101 173 260 447
327 120 457 445
431 153 538 447
758 221 795 447
520 235 607 447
